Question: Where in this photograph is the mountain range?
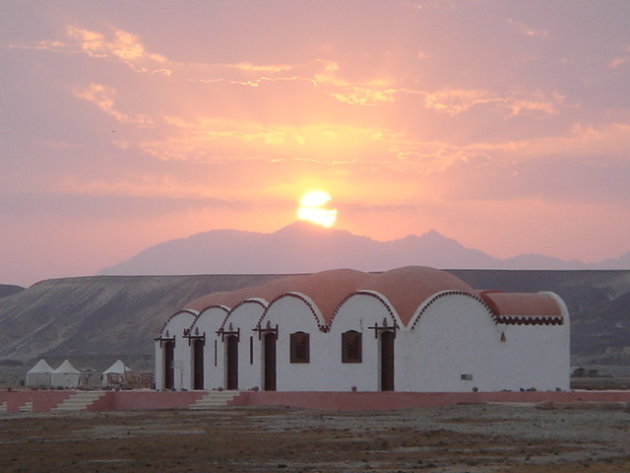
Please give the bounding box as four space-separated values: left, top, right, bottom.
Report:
100 221 630 276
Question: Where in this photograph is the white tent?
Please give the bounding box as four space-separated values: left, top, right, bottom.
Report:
102 360 130 387
26 359 53 388
51 359 80 388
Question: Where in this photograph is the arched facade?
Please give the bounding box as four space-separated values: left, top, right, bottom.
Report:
154 266 570 392
154 309 197 391
219 299 268 391
258 294 329 391
189 306 229 391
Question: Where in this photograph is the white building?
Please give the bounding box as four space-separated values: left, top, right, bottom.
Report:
155 266 570 392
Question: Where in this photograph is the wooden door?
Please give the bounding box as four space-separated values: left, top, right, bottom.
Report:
226 336 238 390
164 341 175 390
263 333 277 391
192 339 204 390
380 331 395 391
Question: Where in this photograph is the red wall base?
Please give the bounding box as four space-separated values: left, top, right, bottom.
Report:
1 389 629 414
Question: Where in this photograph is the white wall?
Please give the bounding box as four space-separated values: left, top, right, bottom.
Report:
190 306 229 390
399 292 503 392
400 292 570 392
220 301 267 391
155 311 196 390
325 293 398 392
496 324 570 391
493 292 570 391
261 294 330 391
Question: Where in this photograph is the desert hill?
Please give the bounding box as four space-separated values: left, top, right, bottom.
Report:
0 284 24 299
0 275 278 364
0 270 628 376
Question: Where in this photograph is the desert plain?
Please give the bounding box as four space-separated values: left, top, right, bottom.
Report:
1 402 628 473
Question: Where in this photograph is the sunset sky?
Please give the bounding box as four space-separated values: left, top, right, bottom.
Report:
2 0 629 286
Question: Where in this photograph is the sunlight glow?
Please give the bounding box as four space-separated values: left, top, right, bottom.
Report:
297 190 338 228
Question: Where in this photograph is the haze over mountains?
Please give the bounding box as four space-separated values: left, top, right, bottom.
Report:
101 222 630 276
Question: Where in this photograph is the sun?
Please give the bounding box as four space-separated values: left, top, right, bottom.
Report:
297 190 338 228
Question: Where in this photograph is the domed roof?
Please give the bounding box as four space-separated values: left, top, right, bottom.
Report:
185 266 474 325
188 285 260 312
253 268 369 320
478 291 562 317
357 266 473 324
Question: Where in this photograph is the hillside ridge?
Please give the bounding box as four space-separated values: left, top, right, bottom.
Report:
0 270 628 374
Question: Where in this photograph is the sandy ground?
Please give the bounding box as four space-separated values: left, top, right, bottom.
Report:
0 403 629 473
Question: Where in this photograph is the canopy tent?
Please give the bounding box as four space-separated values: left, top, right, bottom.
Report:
26 359 53 388
102 360 130 387
51 359 80 388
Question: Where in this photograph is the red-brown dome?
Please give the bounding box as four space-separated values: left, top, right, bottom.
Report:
185 266 474 325
357 266 473 325
478 291 562 317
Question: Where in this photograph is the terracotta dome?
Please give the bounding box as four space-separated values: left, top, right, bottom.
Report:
185 266 475 325
356 266 474 325
187 285 260 312
478 291 562 317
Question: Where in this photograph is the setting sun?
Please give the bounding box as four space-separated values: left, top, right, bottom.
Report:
297 191 338 228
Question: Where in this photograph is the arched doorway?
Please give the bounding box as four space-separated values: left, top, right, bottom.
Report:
263 332 277 391
192 339 204 390
164 340 175 390
380 331 395 391
226 335 238 390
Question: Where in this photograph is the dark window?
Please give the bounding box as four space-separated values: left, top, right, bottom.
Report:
290 331 310 363
341 330 362 363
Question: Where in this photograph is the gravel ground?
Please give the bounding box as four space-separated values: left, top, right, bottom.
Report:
0 403 629 472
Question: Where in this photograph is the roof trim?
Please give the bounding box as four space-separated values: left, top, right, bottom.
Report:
330 290 400 329
408 290 495 330
190 305 230 331
220 298 269 330
495 315 564 325
159 309 198 335
257 292 327 332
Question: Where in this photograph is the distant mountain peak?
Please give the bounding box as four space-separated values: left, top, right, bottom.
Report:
99 224 630 276
273 220 336 234
421 229 446 238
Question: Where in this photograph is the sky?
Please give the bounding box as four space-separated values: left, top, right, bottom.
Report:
1 0 629 287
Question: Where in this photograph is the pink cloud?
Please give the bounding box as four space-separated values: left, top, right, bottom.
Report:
73 83 153 126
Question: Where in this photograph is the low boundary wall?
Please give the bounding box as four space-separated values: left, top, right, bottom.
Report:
1 389 629 414
0 390 72 413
